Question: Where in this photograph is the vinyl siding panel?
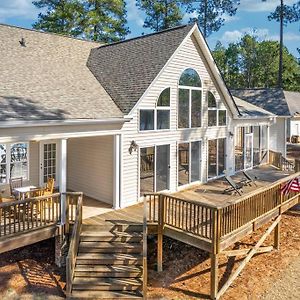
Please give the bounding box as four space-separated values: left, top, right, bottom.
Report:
269 118 286 156
67 136 113 204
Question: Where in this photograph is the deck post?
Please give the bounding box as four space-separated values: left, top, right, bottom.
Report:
157 194 164 272
274 194 282 250
113 134 121 209
59 138 67 225
210 209 220 300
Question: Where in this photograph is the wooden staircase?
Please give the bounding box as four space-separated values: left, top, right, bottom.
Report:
68 224 145 299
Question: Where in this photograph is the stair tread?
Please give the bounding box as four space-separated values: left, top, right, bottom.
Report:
77 253 142 259
75 265 142 272
79 241 142 248
73 277 142 285
69 290 143 299
81 231 142 237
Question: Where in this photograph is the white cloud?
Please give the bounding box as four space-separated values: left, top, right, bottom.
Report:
223 14 240 23
240 0 298 13
127 0 144 28
0 0 39 22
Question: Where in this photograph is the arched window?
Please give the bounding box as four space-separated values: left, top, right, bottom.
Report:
178 68 202 129
207 91 227 127
139 88 170 131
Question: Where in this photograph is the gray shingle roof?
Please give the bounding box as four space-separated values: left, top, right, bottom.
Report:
233 96 274 118
284 90 300 116
87 24 194 114
231 88 291 117
0 24 123 121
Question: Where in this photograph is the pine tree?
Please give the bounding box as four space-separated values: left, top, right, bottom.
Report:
136 0 183 32
82 0 130 42
185 0 240 38
32 0 84 36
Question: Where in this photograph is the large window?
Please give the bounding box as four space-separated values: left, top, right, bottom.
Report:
178 141 202 186
0 143 28 184
208 138 226 179
178 69 202 129
140 88 170 131
207 92 227 127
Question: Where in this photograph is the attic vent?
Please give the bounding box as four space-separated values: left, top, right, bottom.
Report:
19 37 26 47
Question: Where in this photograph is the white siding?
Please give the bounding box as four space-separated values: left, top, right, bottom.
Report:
269 118 287 156
120 34 233 207
290 119 300 136
67 136 114 204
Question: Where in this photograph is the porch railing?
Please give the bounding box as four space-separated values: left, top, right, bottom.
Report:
66 192 83 296
0 193 61 238
269 150 295 172
145 171 300 245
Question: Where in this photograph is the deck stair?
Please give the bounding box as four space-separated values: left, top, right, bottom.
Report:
68 224 144 299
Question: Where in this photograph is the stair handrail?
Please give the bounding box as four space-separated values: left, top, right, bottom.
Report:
269 149 295 171
66 192 83 296
143 194 148 299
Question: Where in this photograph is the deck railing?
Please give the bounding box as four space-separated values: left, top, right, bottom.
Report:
0 193 61 238
145 172 300 245
66 192 83 296
269 150 295 172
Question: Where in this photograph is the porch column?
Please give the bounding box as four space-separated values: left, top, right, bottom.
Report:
59 138 67 224
113 134 122 209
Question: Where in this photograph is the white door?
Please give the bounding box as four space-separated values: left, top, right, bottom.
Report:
244 133 253 170
40 141 58 186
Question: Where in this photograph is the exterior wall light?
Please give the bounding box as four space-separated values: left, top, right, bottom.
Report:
129 140 138 154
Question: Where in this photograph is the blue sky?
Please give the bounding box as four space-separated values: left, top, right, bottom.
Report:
0 0 299 56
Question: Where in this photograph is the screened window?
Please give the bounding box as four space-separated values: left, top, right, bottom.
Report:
0 143 29 184
178 68 202 129
140 110 154 131
208 92 227 127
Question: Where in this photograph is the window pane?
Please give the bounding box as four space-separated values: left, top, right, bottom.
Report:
253 126 260 166
218 138 226 176
140 147 155 196
191 141 201 182
156 145 170 191
178 89 189 128
235 127 244 171
0 164 6 184
10 143 28 179
157 88 170 106
178 143 189 186
208 110 217 127
157 110 170 130
218 110 226 126
140 110 154 131
179 68 201 87
208 92 217 108
191 90 202 127
208 140 217 178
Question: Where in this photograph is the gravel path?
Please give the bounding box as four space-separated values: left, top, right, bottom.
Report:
262 256 300 300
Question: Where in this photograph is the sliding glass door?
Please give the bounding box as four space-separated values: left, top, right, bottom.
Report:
208 138 226 179
178 141 202 186
140 145 170 196
244 133 253 169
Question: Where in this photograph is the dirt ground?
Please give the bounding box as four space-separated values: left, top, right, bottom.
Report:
0 212 300 300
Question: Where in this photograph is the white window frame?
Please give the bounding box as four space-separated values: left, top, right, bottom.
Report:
178 69 203 130
177 139 203 188
0 142 29 185
207 91 227 127
139 88 171 132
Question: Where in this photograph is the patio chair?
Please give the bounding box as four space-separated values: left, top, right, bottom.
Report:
223 176 244 196
9 177 23 199
243 171 258 187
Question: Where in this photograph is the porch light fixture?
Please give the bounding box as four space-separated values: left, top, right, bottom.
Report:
229 131 234 138
129 140 138 155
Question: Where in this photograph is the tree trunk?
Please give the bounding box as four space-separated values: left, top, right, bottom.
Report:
203 0 208 38
278 0 284 88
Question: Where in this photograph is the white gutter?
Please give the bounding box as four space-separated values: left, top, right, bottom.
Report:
0 117 131 128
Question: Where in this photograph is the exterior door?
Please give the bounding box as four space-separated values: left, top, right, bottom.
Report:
40 141 58 186
156 144 170 192
244 133 253 170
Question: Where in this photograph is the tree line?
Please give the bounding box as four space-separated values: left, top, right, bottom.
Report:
212 35 300 92
33 0 300 90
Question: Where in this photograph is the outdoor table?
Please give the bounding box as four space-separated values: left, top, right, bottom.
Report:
13 186 36 200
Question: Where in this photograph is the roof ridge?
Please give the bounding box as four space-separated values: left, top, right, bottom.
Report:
97 23 194 49
0 22 101 45
231 87 283 91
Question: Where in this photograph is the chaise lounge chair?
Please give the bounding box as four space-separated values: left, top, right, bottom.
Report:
242 170 258 187
223 176 244 195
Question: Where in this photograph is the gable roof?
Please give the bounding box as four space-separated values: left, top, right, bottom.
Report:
233 96 274 118
87 24 195 114
284 90 300 116
0 23 123 121
231 88 291 117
